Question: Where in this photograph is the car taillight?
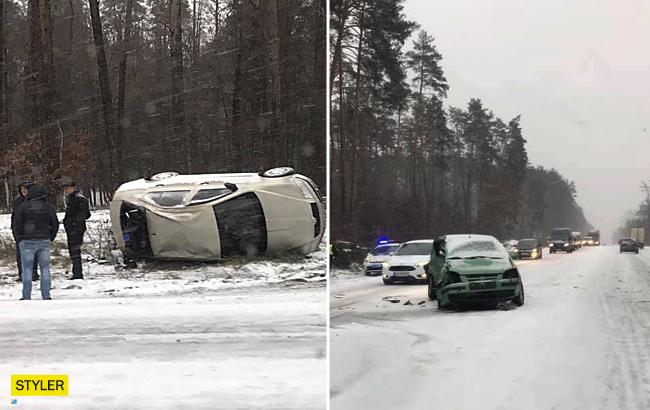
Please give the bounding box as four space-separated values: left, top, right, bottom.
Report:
503 269 520 279
447 271 462 283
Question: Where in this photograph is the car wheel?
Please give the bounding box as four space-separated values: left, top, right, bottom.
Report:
427 276 437 301
382 278 394 285
147 171 179 181
636 250 640 254
261 167 295 178
513 282 525 306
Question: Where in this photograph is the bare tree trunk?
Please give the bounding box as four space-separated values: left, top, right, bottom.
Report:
0 0 5 146
88 0 119 188
116 0 134 174
264 0 281 114
170 0 187 172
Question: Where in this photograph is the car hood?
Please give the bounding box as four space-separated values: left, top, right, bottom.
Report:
446 258 513 275
388 255 429 266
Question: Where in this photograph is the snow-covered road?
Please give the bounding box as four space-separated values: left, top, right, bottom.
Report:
1 286 326 409
331 246 650 410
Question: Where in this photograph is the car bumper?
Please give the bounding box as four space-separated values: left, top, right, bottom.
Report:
517 251 540 259
364 263 384 275
439 280 521 305
620 247 639 252
384 266 427 282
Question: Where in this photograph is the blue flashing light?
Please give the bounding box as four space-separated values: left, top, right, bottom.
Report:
377 236 390 245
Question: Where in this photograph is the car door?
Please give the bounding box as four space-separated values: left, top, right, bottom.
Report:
428 238 447 285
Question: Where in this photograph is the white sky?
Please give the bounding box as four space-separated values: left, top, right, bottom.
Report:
404 0 650 240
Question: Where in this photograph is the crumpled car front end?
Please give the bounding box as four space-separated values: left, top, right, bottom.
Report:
437 259 524 307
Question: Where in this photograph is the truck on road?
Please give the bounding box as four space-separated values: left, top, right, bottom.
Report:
587 229 601 246
631 227 646 249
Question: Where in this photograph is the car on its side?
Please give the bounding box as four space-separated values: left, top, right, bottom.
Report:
382 240 433 285
548 228 576 253
363 243 400 276
516 238 543 260
619 238 639 254
110 167 325 264
426 234 525 309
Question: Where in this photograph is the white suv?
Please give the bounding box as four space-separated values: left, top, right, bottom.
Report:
382 240 434 285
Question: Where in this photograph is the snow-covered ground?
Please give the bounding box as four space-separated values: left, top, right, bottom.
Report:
331 246 650 410
0 210 326 409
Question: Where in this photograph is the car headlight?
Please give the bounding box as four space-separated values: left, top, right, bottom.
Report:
503 269 520 279
549 243 554 247
446 271 462 283
564 243 569 247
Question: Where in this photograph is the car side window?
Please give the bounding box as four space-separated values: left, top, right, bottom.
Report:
189 188 232 205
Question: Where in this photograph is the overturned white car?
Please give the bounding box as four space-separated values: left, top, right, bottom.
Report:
110 167 325 263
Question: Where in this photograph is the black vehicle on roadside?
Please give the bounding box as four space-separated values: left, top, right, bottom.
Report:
548 228 576 254
516 238 543 259
619 238 640 254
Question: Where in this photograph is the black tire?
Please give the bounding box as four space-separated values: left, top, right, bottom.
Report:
636 250 639 254
513 282 525 306
383 278 394 285
427 275 437 301
260 167 295 178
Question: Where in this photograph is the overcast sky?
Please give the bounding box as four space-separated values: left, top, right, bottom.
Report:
404 0 650 240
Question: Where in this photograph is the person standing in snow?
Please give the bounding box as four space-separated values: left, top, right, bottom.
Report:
11 182 39 282
62 180 91 280
13 184 59 300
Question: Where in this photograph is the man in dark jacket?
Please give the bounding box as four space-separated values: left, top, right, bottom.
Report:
13 184 59 300
62 180 90 280
11 182 39 282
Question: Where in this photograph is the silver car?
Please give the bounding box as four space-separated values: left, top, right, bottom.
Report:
110 167 325 263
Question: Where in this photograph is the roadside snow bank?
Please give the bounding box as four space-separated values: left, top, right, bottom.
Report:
0 210 326 300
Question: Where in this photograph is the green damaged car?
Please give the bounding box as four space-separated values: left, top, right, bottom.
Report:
426 234 525 309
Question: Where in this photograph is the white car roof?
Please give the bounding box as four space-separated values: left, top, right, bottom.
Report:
402 239 434 244
116 173 264 192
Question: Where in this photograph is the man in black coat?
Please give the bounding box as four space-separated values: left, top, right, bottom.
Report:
62 180 91 280
13 184 59 300
11 182 39 282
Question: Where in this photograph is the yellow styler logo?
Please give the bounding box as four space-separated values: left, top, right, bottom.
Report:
11 374 69 396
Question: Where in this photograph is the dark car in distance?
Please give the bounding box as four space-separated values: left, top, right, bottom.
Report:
548 228 576 254
516 239 543 260
619 239 639 254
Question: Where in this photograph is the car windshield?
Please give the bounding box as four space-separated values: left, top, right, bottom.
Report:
446 238 507 259
517 239 537 248
395 242 433 256
622 239 636 245
551 231 570 240
372 245 398 256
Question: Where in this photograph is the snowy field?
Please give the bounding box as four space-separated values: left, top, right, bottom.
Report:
331 246 650 410
0 210 327 409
